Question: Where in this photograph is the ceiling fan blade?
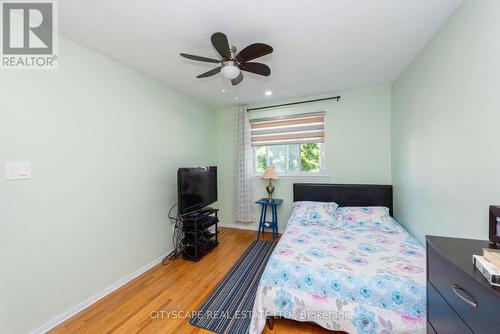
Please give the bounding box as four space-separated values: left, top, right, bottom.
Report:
211 32 231 60
240 62 271 76
231 72 243 85
236 43 273 63
180 53 220 63
196 67 222 78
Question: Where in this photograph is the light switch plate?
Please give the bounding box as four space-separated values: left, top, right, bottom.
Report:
5 161 31 181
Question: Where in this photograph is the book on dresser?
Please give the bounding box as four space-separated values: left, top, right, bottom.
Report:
483 248 500 268
472 255 500 287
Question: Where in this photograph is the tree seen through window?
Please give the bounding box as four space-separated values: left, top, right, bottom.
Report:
254 143 322 174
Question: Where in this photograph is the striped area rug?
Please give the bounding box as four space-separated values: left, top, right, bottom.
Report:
190 240 276 334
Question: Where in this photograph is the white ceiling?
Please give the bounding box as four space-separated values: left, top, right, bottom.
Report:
59 0 462 108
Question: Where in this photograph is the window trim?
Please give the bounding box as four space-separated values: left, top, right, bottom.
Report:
253 142 327 177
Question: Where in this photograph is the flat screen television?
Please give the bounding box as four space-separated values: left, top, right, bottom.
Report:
177 166 217 215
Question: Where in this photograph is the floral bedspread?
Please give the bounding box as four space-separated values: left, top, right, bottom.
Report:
249 214 426 334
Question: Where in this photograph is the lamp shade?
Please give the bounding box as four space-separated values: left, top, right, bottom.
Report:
262 166 278 180
221 63 241 80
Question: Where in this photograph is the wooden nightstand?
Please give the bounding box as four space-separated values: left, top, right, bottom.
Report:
426 236 500 333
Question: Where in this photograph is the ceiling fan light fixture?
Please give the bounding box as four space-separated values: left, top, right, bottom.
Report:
180 32 273 85
221 61 240 80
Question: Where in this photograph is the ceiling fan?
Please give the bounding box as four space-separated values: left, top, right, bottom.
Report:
180 32 273 86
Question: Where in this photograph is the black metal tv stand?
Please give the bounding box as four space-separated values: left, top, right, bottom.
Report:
181 207 219 261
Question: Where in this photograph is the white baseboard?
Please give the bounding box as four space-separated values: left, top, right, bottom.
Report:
219 222 258 231
30 250 171 334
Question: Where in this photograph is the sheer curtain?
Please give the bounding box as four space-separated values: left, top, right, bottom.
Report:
233 107 254 223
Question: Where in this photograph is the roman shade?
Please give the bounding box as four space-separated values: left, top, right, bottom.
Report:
250 112 325 146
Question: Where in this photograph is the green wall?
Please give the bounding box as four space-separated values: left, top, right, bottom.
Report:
216 85 392 232
0 37 216 333
391 0 500 242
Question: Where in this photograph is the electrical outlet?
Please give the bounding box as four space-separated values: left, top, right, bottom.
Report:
5 162 31 181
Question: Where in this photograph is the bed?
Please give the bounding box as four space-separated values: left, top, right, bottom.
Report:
249 184 426 334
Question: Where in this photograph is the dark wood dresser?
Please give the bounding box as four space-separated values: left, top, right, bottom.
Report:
426 236 500 333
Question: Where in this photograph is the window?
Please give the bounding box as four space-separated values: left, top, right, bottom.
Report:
254 143 323 174
251 112 325 176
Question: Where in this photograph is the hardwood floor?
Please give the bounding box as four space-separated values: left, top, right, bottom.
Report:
50 227 333 334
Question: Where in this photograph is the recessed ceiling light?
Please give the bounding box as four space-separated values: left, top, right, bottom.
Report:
235 96 239 100
265 90 273 96
222 89 226 93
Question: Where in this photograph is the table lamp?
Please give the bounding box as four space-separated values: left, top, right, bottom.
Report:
262 166 278 200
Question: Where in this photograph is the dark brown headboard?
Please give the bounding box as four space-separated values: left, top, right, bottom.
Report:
293 183 393 216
